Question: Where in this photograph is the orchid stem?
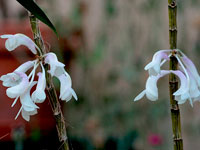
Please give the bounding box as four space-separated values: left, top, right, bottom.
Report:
28 12 70 150
168 0 183 149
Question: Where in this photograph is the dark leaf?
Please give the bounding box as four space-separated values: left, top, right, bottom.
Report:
17 0 58 36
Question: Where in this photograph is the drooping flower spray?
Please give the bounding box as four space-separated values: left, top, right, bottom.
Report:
168 0 183 149
28 1 75 149
134 1 200 150
0 1 77 150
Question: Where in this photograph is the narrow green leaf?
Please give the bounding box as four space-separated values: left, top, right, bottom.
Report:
16 0 58 36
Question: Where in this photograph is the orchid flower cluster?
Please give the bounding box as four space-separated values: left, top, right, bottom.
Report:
0 33 77 121
134 49 200 106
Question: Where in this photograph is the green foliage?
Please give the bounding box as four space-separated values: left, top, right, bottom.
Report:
105 0 116 17
16 0 58 36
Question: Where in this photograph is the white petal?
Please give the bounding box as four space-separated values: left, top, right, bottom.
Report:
188 71 200 98
171 70 188 96
20 82 39 111
0 73 21 87
144 61 156 71
57 74 72 98
146 92 158 101
178 99 187 105
6 72 29 98
71 88 78 100
181 55 200 87
1 34 37 54
144 50 170 76
32 90 46 103
21 109 37 121
61 91 73 102
44 52 65 76
134 90 146 101
145 70 170 100
146 76 158 99
15 61 35 73
0 34 13 38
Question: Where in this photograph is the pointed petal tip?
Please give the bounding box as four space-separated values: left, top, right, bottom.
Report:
134 90 146 102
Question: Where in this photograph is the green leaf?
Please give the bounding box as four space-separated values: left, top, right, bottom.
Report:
16 0 58 36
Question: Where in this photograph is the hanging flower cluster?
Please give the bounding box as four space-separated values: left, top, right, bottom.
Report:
134 49 200 106
0 33 77 121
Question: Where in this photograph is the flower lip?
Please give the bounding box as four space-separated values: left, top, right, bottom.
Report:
0 73 21 87
0 61 35 87
6 72 29 99
134 70 170 101
20 81 39 111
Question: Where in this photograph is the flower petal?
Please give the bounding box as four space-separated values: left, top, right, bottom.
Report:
181 55 200 87
15 61 35 73
6 72 29 98
0 73 21 87
44 52 65 76
145 70 170 101
20 81 39 111
32 65 46 103
1 34 37 54
134 90 146 101
21 108 37 121
144 50 170 76
71 88 78 100
171 70 188 96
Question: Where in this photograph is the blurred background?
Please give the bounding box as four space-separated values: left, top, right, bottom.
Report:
1 0 200 149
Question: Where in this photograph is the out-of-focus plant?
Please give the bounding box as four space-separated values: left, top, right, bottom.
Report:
134 1 200 150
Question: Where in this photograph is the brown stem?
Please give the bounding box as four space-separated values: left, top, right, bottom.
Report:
168 0 183 149
29 14 70 150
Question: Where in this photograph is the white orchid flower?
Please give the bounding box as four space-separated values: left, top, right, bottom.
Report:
32 64 46 103
44 52 65 76
144 50 170 76
0 61 35 87
45 52 78 102
175 54 199 106
14 82 39 121
57 73 78 102
6 72 29 99
0 33 79 120
134 70 170 101
0 33 40 54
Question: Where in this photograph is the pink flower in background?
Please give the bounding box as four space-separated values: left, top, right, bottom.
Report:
148 134 163 146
